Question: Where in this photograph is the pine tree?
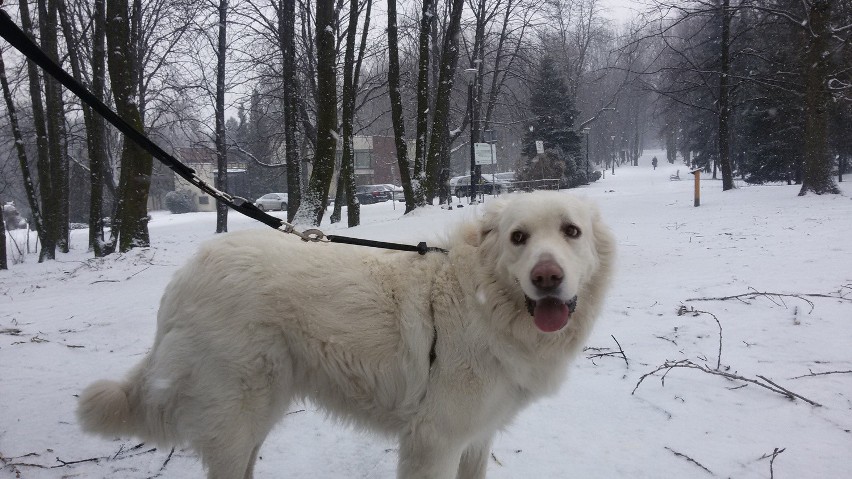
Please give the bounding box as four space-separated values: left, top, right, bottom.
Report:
520 55 582 187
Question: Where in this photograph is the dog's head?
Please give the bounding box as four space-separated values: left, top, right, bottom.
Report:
474 191 615 335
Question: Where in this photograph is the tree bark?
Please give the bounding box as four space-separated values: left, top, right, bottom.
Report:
293 0 337 226
386 0 415 213
424 0 465 200
332 0 371 226
0 53 44 254
40 0 70 253
57 0 109 256
215 0 229 233
413 0 434 205
18 0 56 261
718 0 735 191
799 0 839 195
107 0 153 251
279 0 301 222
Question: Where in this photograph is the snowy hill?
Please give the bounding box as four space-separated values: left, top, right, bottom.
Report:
2 150 851 478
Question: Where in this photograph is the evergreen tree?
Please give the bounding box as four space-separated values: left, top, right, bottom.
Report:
737 99 803 184
520 55 583 187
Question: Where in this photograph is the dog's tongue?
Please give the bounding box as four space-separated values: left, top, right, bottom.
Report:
533 298 570 332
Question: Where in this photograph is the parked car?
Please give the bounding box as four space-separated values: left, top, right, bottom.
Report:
454 172 515 197
355 184 392 204
254 193 288 211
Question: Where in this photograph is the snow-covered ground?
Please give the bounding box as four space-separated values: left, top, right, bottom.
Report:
2 150 851 478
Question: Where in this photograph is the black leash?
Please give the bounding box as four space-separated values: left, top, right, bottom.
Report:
0 9 446 255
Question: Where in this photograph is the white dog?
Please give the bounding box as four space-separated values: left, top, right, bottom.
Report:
78 191 615 479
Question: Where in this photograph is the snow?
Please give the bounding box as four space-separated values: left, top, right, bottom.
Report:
2 150 851 478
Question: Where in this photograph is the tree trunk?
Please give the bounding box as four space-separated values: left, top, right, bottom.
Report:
799 0 839 195
279 0 301 222
58 0 108 256
18 0 56 261
40 0 70 253
107 0 153 251
0 209 6 269
331 0 361 226
412 0 434 205
215 0 229 233
0 53 44 256
386 0 415 213
293 0 337 226
424 0 465 200
333 0 371 226
718 0 735 191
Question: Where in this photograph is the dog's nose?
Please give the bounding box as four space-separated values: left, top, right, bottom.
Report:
530 260 563 292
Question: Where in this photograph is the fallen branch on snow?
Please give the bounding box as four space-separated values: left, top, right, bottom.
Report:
585 335 629 368
758 447 786 479
686 285 852 313
632 359 822 407
678 305 722 370
664 446 714 476
789 369 852 380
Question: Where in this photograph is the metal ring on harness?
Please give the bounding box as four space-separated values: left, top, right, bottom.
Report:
299 229 327 242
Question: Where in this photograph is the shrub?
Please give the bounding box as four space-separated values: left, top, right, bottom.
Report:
164 191 197 214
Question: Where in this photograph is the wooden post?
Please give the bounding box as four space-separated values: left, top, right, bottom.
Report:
691 169 701 207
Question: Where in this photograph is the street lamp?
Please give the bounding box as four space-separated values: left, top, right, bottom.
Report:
582 127 591 184
465 62 480 204
610 135 616 176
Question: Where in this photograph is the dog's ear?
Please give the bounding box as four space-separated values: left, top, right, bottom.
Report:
590 202 616 264
465 197 508 246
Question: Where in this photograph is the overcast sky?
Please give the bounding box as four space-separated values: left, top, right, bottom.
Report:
599 0 642 24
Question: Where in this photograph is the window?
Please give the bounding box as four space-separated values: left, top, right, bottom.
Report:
354 150 372 169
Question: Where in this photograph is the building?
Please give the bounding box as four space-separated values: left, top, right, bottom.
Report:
173 147 251 212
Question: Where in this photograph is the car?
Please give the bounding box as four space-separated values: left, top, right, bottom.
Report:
254 193 288 211
355 184 393 204
454 173 514 198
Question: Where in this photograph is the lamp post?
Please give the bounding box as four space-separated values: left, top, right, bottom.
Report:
465 62 480 204
575 107 614 184
582 127 591 184
610 135 616 176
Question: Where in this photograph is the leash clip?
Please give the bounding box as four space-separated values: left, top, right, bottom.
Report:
278 223 328 243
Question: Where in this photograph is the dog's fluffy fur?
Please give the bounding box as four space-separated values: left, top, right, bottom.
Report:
78 191 615 479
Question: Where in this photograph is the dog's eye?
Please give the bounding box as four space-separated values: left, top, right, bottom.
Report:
510 230 528 245
562 224 581 239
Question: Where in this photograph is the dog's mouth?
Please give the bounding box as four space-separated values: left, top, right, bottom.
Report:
525 295 578 333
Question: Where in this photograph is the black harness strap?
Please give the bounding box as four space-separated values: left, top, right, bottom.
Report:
0 9 447 255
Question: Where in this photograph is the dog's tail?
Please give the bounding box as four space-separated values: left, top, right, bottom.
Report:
77 378 138 437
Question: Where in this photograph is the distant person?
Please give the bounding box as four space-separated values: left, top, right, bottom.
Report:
651 156 658 170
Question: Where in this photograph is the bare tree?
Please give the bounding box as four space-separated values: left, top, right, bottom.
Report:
293 0 337 226
412 0 436 205
107 0 154 251
0 49 43 261
331 0 373 226
279 0 302 221
39 0 70 252
423 0 466 201
57 0 110 256
214 0 229 233
386 0 416 213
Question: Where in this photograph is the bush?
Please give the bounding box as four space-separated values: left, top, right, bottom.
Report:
589 170 602 183
164 191 197 214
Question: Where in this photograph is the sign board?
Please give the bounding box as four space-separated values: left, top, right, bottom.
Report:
474 143 495 166
535 140 544 155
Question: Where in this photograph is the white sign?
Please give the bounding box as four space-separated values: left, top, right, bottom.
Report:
474 143 495 166
535 140 544 155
